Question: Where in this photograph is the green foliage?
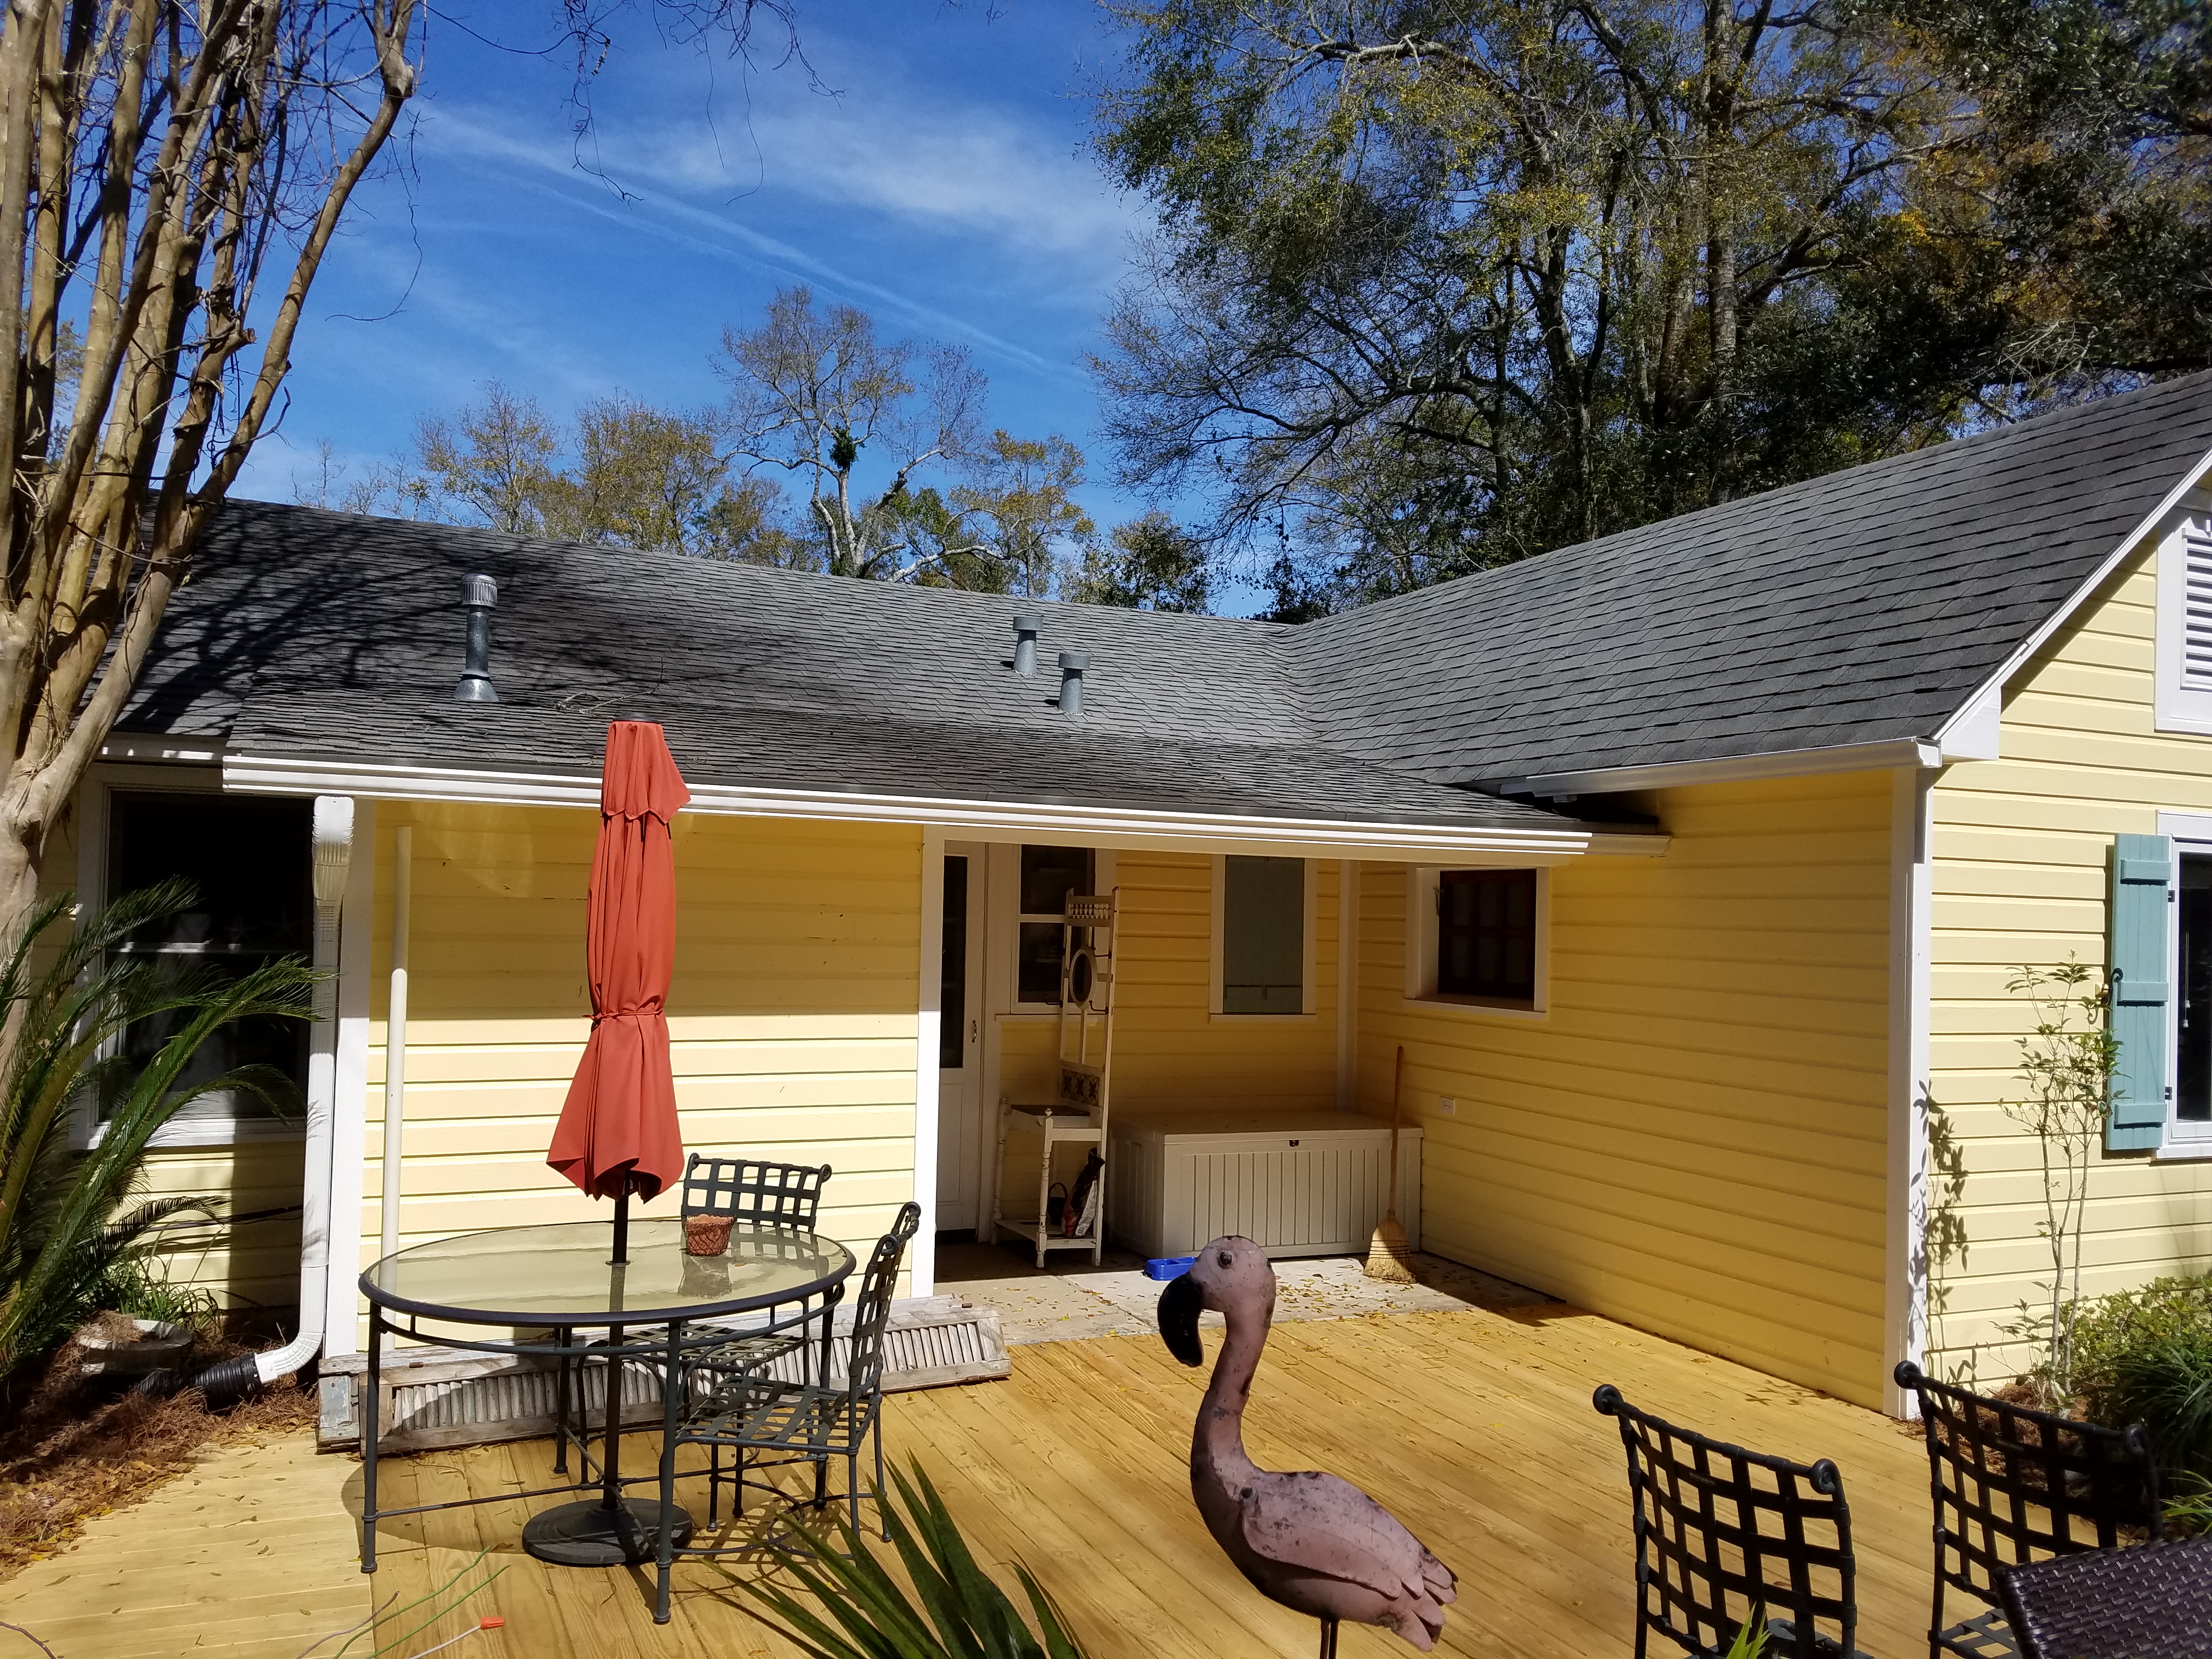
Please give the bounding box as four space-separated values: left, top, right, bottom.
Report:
0 883 317 1384
93 1249 221 1331
1721 1614 1770 1659
1067 511 1211 613
1995 958 2119 1404
1091 0 2210 602
734 1458 1090 1659
2070 1273 2212 1498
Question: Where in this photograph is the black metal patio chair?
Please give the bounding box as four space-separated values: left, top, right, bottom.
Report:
675 1199 922 1545
2000 1536 2212 1659
678 1155 836 1384
1893 1360 2162 1659
1595 1384 1866 1659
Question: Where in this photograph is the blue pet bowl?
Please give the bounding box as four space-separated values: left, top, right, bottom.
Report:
1143 1254 1197 1282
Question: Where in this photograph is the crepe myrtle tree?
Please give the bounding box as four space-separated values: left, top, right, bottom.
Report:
0 0 805 956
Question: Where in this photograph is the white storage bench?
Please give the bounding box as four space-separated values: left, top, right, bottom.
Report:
1107 1109 1422 1261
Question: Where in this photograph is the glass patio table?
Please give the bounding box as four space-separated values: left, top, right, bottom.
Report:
358 1216 855 1621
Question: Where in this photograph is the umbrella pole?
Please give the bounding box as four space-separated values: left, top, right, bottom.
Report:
611 1184 630 1266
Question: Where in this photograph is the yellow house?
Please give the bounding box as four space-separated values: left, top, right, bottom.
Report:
82 370 2212 1416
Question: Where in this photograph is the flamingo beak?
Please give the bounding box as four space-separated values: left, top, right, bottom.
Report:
1158 1272 1205 1367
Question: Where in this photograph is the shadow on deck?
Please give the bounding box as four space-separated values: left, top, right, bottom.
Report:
0 1303 1940 1659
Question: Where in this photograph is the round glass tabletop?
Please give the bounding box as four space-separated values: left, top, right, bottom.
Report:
360 1217 855 1326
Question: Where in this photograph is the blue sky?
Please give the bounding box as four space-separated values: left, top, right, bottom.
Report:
241 1 1219 592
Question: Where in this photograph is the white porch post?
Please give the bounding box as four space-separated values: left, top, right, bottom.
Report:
1885 766 1937 1415
322 800 375 1357
912 827 946 1295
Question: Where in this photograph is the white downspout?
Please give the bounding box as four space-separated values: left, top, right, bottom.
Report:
252 796 355 1385
380 825 412 1265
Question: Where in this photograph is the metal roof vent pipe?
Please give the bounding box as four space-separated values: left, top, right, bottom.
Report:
1058 651 1087 716
1012 614 1040 676
455 573 499 702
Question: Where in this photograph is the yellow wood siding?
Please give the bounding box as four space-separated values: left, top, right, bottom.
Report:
361 804 923 1316
995 853 1342 1114
1356 774 1894 1408
1928 540 2212 1384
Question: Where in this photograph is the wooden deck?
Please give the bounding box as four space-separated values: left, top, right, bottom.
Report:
0 1304 1946 1659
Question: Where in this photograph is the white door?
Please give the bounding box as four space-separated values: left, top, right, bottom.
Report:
935 844 988 1231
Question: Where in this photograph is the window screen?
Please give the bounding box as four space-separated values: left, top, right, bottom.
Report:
2180 854 2212 1121
1222 856 1304 1014
1018 845 1093 1005
1436 869 1537 1003
106 791 312 1126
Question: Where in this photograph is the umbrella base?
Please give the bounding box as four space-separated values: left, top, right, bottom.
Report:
522 1497 693 1566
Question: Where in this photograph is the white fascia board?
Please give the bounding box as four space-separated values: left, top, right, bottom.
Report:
1932 445 2212 746
1506 736 1943 797
222 751 1671 863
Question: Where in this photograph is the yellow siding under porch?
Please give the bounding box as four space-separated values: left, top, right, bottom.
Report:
1353 772 1894 1409
359 803 924 1341
1928 538 2212 1386
994 852 1342 1116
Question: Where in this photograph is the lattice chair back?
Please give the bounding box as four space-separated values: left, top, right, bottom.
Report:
843 1200 922 1402
680 1155 832 1228
1893 1361 2159 1655
1595 1385 1858 1659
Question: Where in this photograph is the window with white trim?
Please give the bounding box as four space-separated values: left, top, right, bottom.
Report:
1404 865 1548 1014
1015 844 1096 1009
1209 856 1312 1016
76 771 312 1146
2151 508 2212 735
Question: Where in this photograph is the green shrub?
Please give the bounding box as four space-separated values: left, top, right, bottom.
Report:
2072 1274 2212 1509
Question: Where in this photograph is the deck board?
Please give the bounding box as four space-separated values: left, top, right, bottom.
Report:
0 1305 1945 1658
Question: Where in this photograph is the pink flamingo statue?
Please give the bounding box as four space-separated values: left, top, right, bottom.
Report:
1158 1235 1458 1657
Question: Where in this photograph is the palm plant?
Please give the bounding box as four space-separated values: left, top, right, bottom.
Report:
0 881 316 1384
734 1459 1089 1659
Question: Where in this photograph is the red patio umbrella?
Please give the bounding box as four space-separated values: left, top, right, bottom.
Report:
548 719 691 1257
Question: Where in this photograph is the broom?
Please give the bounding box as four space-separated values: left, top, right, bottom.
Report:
1364 1045 1416 1283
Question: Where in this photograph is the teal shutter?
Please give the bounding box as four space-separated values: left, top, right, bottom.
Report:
2108 832 2174 1152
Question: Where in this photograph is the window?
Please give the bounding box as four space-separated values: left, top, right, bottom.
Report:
1216 856 1307 1015
2180 854 2212 1128
940 855 969 1069
93 786 312 1142
1438 870 1537 1002
1404 866 1547 1013
1017 844 1093 1006
2151 510 2212 735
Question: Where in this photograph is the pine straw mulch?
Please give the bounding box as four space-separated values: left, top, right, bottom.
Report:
0 1323 317 1584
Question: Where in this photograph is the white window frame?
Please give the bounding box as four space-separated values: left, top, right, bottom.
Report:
1402 864 1550 1020
995 843 1118 1018
1207 854 1318 1021
72 763 308 1149
2151 502 2212 736
2155 811 2212 1156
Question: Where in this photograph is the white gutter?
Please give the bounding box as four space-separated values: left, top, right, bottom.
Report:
251 796 354 1385
380 825 412 1265
1501 737 1944 799
223 753 1671 861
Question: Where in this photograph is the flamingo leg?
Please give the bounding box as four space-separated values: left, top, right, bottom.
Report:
1318 1617 1338 1659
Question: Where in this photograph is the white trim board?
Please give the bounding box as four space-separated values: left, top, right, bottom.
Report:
1884 768 1934 1417
221 752 1669 862
1505 738 1943 799
912 828 945 1295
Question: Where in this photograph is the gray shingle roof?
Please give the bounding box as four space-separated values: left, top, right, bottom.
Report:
1293 371 2212 784
127 505 1587 833
120 372 2212 819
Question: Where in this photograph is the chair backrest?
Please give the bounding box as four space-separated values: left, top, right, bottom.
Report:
1893 1361 2160 1611
679 1154 832 1228
2001 1536 2212 1659
1595 1384 1857 1659
844 1200 923 1401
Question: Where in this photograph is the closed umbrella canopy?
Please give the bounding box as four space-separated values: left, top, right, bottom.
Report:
548 720 692 1202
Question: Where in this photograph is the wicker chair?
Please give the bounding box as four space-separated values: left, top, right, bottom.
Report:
1595 1385 1865 1659
2000 1536 2212 1659
1893 1361 2161 1659
675 1199 922 1546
